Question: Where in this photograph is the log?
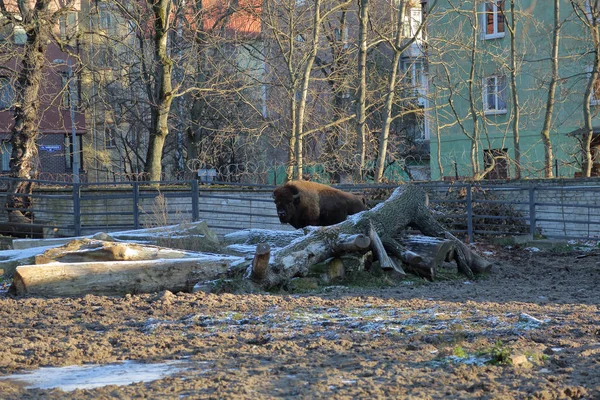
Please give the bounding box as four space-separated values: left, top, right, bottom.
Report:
381 237 423 266
369 223 406 278
12 221 220 251
9 254 244 297
34 239 199 264
223 229 304 247
332 234 371 254
400 250 423 266
401 235 455 273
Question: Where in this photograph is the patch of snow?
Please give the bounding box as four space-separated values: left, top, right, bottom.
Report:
447 355 489 366
518 313 546 325
524 247 540 252
0 360 187 391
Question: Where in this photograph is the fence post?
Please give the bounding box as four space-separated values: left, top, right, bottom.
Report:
133 182 140 229
73 182 81 237
466 184 473 243
191 179 199 221
529 184 536 238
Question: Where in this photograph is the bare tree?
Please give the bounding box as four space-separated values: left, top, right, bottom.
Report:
538 0 561 178
572 0 600 177
142 0 175 182
182 1 269 183
0 0 77 221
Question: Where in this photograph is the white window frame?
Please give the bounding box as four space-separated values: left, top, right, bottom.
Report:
483 75 507 115
482 1 505 40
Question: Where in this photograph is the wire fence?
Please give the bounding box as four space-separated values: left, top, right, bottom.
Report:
0 177 600 242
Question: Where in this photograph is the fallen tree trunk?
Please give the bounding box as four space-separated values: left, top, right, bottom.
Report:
10 254 243 297
249 185 491 289
34 238 199 264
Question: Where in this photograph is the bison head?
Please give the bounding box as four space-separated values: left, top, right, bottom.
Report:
272 185 300 224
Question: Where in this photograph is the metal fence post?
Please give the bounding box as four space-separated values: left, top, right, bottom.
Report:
73 182 81 237
133 182 140 229
529 184 536 238
466 184 473 243
191 179 199 221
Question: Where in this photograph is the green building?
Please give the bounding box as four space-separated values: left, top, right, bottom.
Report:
427 0 600 180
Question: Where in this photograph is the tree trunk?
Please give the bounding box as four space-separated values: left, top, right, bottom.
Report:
540 0 560 178
508 0 521 179
250 185 491 289
5 0 53 222
354 0 369 181
375 1 407 182
144 0 174 182
468 2 481 179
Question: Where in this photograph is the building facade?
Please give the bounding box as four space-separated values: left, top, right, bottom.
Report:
0 2 85 181
427 0 600 180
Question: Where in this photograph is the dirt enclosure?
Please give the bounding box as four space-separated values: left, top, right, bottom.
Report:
0 242 599 399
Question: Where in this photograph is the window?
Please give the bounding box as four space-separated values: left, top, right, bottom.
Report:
60 72 79 108
98 3 117 36
403 7 423 40
483 75 507 114
401 60 425 89
105 126 117 148
59 12 78 42
1 140 12 171
484 148 509 179
483 1 505 40
64 134 82 171
0 77 14 110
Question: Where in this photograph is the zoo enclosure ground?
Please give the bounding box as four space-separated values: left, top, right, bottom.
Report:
0 242 598 399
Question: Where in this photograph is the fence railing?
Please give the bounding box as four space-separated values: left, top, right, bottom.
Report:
1 178 600 242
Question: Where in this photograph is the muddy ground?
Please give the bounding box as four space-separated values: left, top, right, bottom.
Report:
0 242 598 399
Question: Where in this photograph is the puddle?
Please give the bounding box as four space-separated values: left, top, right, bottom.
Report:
0 360 187 391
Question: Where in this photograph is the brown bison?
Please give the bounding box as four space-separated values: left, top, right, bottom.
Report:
272 180 367 229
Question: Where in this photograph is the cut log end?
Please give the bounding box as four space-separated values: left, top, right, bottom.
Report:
333 234 371 254
251 243 271 281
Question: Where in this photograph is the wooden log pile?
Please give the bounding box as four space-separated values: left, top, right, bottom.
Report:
6 184 492 297
246 184 491 289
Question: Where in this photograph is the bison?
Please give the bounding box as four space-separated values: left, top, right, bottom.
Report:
272 180 367 229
